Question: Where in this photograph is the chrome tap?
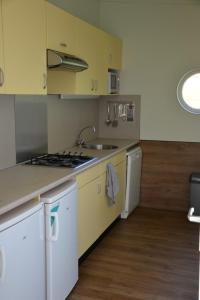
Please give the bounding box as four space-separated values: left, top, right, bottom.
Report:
76 125 96 146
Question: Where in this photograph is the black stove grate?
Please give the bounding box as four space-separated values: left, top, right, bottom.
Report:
26 153 95 169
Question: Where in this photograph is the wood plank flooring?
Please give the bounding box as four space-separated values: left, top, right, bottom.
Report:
69 208 199 300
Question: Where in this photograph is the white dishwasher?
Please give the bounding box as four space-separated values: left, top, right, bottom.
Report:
41 180 78 300
121 146 142 219
0 200 45 300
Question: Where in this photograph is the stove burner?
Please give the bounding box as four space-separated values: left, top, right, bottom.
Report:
26 153 96 169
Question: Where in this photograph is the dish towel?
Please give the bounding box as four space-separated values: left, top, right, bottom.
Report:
106 163 119 205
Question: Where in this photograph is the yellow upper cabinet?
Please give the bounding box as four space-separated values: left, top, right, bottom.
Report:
46 2 78 95
95 29 108 95
75 18 107 95
0 0 5 93
107 34 122 70
1 0 47 95
0 1 122 95
46 2 78 56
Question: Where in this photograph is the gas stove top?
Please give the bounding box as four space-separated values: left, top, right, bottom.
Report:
26 152 96 169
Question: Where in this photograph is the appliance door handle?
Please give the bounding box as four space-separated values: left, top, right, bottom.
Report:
50 212 59 242
187 207 200 223
0 246 6 283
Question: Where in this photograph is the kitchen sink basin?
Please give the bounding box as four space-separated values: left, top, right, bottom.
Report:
82 144 118 150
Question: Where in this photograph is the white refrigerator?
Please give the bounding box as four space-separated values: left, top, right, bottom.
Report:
0 201 45 300
41 180 78 300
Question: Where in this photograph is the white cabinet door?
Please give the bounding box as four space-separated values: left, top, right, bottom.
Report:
0 207 45 300
45 189 78 300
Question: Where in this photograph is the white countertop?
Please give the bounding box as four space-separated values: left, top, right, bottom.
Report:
0 138 139 216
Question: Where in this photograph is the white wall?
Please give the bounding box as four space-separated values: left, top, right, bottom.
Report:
99 0 200 142
48 0 100 26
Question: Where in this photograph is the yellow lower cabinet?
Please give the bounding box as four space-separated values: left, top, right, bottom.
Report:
101 160 126 230
77 154 126 258
78 176 103 257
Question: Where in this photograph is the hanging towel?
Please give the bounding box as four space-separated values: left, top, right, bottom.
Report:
106 163 119 205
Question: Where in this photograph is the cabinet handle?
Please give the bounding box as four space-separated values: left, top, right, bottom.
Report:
60 42 67 48
0 246 6 283
91 79 94 91
97 183 101 194
0 68 4 87
43 73 47 90
95 80 98 92
109 54 112 65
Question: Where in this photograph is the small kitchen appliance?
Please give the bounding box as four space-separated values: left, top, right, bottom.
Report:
0 201 45 300
108 70 120 94
41 180 78 300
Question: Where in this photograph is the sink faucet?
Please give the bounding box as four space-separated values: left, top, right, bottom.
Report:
76 125 96 146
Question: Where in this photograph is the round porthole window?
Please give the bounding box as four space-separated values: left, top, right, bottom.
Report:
177 69 200 114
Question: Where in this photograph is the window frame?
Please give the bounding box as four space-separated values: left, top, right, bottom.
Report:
177 69 200 114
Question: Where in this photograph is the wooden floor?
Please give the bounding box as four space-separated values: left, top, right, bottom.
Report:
69 208 199 300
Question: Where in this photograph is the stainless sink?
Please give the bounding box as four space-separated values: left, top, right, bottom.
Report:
82 144 118 150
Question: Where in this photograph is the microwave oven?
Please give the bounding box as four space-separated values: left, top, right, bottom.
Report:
108 70 120 94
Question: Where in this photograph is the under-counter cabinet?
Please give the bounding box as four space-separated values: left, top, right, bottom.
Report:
41 181 78 300
0 0 47 95
77 152 126 257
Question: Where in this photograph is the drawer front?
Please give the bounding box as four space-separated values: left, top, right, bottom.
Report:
76 164 101 188
76 151 126 188
99 151 126 173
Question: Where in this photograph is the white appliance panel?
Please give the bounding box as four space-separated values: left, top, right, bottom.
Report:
121 147 142 219
0 203 45 300
43 182 78 300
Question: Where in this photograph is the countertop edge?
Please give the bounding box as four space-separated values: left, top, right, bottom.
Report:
0 139 139 216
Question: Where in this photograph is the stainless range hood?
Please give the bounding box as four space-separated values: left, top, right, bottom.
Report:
47 49 88 72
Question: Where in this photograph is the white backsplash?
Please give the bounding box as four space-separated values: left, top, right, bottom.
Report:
47 95 99 153
0 94 140 170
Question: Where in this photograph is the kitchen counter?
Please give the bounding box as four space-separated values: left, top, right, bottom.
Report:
0 138 139 216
